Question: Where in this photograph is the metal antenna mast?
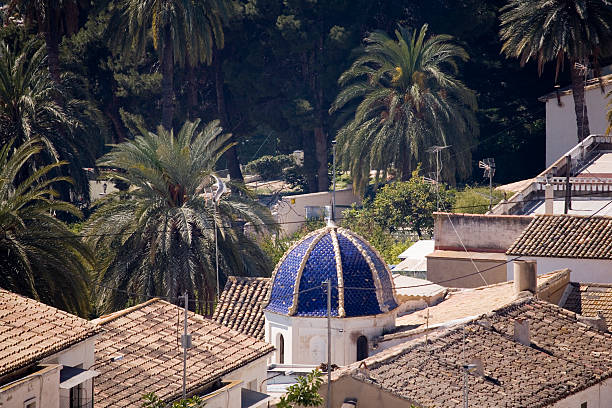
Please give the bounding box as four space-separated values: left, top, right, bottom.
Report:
427 145 450 211
478 158 496 211
326 280 332 408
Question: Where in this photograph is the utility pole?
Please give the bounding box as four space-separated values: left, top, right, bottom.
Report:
181 292 191 399
326 280 332 408
331 140 337 221
211 175 226 302
427 145 450 211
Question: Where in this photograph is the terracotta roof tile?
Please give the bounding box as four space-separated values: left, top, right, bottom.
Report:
212 277 270 339
395 271 561 329
0 289 99 377
346 299 612 407
507 214 612 258
563 282 612 325
93 298 274 408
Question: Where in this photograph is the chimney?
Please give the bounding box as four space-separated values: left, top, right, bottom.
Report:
544 182 554 214
513 318 530 346
513 260 537 295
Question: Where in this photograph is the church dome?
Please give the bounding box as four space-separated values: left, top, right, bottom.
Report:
265 223 398 317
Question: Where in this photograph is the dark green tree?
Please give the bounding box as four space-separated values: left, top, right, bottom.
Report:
109 0 230 130
0 139 94 316
84 119 275 313
500 0 612 143
0 39 97 202
331 24 478 194
370 170 455 238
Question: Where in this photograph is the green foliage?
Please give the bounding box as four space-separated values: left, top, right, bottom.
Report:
331 24 478 193
454 186 505 214
499 0 612 77
141 392 206 408
259 218 325 265
0 38 98 203
340 206 412 264
84 119 275 313
276 369 324 408
245 154 295 181
0 139 94 316
370 171 455 238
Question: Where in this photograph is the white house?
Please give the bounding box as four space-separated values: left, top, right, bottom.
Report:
540 72 611 167
264 222 399 367
92 298 274 408
0 289 99 408
506 214 612 283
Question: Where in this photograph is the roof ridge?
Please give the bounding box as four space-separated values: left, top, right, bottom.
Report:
93 297 162 325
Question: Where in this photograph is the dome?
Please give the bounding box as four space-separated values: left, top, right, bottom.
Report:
265 224 398 317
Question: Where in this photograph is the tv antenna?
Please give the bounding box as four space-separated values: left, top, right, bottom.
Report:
478 158 496 211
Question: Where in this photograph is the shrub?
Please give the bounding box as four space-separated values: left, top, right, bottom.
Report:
245 154 294 180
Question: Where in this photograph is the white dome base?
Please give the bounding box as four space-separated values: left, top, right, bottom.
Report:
264 309 396 367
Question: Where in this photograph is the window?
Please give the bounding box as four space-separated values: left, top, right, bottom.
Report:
23 398 37 408
278 334 285 364
356 336 368 361
70 385 82 408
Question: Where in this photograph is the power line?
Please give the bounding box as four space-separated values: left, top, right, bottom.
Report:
11 188 612 241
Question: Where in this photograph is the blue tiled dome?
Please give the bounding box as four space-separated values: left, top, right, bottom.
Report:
265 224 398 317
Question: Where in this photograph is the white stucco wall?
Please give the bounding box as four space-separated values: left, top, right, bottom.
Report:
273 188 361 237
548 377 612 408
265 310 396 367
507 257 612 283
222 354 269 394
545 86 610 167
41 336 97 408
199 380 243 408
0 365 61 408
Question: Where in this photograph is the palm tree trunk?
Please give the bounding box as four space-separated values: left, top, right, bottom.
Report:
186 60 198 121
43 3 62 83
314 127 328 191
161 26 175 130
570 62 590 142
214 53 244 182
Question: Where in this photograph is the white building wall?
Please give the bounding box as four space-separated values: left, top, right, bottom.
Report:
545 86 610 167
41 336 97 408
548 377 612 408
222 354 269 393
199 380 243 408
507 257 612 283
0 365 61 408
273 188 361 237
265 311 396 367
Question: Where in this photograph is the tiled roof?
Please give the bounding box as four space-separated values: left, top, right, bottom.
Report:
93 298 274 407
0 289 99 378
394 271 561 329
507 214 612 258
212 277 270 340
563 282 612 324
343 298 612 407
266 225 398 317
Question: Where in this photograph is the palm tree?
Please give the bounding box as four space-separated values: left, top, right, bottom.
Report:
110 0 230 130
84 119 275 313
330 24 478 194
500 0 612 143
0 40 94 203
0 139 94 316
